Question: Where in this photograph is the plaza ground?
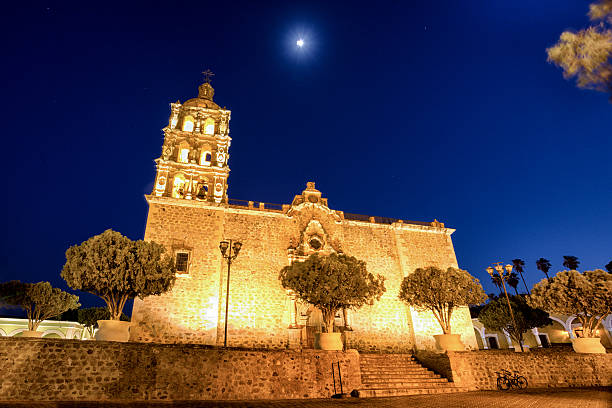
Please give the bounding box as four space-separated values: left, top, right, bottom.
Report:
1 388 610 408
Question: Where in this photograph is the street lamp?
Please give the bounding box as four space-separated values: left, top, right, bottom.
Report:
219 239 242 348
486 262 522 351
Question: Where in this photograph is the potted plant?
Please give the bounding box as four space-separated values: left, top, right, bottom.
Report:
0 280 80 337
77 307 129 339
61 229 176 342
279 253 385 350
399 266 487 352
528 269 611 354
479 295 551 352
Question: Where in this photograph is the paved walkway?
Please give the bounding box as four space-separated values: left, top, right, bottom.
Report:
1 388 610 408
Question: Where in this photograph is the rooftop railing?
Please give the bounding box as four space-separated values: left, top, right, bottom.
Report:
226 198 437 227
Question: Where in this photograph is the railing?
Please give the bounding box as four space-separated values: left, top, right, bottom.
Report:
226 199 438 227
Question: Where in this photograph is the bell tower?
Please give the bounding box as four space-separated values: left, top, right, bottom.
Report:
152 72 231 203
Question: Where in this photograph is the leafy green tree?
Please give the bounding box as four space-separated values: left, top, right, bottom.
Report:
536 258 552 280
399 266 487 334
0 281 80 331
563 255 580 270
506 272 520 296
547 0 612 101
605 261 612 273
511 259 530 294
528 269 612 338
77 307 129 338
479 295 551 352
279 253 385 333
61 229 176 320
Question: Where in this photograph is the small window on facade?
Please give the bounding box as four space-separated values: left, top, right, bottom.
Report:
176 252 190 273
179 148 189 163
204 118 215 135
200 150 212 166
182 116 194 132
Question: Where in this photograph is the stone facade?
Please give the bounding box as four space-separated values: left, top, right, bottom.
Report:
130 78 478 352
0 338 361 401
416 349 612 390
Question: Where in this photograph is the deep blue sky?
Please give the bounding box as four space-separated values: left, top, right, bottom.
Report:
2 1 611 311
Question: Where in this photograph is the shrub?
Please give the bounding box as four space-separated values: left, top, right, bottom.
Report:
0 280 80 331
61 229 176 320
399 266 487 334
279 253 385 333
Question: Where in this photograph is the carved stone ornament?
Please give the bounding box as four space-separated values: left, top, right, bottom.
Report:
162 145 173 160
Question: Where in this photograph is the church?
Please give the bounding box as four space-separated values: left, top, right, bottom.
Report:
130 76 478 352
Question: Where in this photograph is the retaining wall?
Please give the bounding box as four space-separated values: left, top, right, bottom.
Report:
0 338 361 401
416 349 612 390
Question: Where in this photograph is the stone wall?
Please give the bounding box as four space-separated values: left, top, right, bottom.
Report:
130 191 479 353
0 338 361 401
416 349 612 390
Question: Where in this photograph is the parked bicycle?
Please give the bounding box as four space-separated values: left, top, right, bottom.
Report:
495 369 528 390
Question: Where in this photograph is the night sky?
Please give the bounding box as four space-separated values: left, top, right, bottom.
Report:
2 1 611 311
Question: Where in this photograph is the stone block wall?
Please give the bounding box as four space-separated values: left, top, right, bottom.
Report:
416 349 612 390
0 338 361 401
131 194 479 353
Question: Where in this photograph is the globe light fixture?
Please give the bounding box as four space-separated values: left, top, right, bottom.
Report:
296 39 304 47
219 239 243 347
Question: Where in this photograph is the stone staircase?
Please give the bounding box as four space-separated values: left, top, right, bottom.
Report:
357 353 471 397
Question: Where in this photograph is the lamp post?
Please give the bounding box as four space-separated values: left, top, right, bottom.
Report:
219 239 242 348
486 262 522 351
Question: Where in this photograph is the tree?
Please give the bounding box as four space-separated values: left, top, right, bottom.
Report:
511 259 530 294
77 307 129 338
562 255 580 270
479 295 552 352
605 260 612 273
279 253 385 333
528 269 612 338
536 258 552 280
61 229 176 320
0 281 80 331
399 266 487 334
506 271 521 296
547 0 612 101
490 273 504 296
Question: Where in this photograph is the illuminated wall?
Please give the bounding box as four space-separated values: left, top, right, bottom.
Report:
130 78 479 352
130 183 478 352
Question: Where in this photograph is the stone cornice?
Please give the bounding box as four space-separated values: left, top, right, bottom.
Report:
146 196 454 234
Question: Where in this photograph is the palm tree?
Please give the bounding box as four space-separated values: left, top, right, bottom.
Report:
536 258 552 280
511 259 530 295
490 274 504 296
562 255 580 270
506 272 520 296
605 261 612 273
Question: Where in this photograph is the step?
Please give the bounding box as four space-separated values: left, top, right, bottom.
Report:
361 372 441 378
362 380 449 388
360 367 436 373
357 386 471 398
361 376 448 384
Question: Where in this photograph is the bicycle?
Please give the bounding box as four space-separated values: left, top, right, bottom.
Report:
495 369 528 390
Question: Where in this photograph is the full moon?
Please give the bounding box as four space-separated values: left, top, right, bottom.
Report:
296 39 304 47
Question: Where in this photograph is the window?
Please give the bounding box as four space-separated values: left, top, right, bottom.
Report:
178 148 189 163
172 173 186 198
182 116 194 132
177 142 190 163
200 150 212 166
203 118 215 135
176 252 190 273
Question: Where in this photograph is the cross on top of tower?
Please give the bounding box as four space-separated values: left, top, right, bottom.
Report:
202 69 215 84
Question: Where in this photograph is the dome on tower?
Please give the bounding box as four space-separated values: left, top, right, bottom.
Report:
183 82 219 109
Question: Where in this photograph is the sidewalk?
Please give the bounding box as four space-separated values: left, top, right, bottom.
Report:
0 388 610 408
